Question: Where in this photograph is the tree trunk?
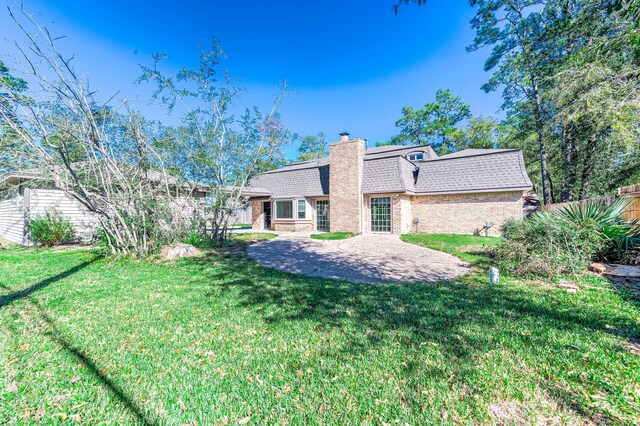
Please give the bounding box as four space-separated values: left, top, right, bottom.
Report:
531 78 552 204
561 123 576 202
560 2 576 203
578 132 597 199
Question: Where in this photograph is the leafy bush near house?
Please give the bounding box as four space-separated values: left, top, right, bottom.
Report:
496 197 639 277
496 216 604 277
549 196 640 261
28 212 75 246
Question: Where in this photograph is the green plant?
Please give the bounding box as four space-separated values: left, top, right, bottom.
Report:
2 238 639 424
495 216 604 277
28 211 75 246
543 197 639 261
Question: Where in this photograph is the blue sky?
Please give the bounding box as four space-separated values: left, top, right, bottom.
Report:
0 0 503 158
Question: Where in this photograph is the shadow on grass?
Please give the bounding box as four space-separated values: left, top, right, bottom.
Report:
35 301 157 426
0 256 99 309
243 237 468 283
186 247 640 421
0 257 156 426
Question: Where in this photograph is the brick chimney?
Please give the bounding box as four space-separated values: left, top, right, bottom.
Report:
329 132 365 233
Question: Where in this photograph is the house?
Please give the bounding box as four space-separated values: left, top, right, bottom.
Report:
0 172 250 245
0 172 101 245
247 133 534 236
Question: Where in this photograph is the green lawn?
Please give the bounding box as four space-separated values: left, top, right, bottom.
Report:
401 233 501 264
229 232 278 242
1 234 639 424
310 232 356 241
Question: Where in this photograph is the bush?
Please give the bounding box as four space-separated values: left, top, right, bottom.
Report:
496 196 640 277
550 197 639 261
495 216 604 277
28 212 76 247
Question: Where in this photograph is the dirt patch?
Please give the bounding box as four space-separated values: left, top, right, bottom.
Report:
488 400 529 424
488 391 596 425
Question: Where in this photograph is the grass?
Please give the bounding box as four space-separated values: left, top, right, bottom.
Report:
401 233 501 264
1 234 639 424
310 232 356 241
229 232 278 242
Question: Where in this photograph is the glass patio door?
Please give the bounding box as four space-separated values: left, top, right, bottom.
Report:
370 197 391 233
316 200 330 231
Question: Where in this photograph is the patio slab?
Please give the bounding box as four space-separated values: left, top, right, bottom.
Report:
247 233 470 284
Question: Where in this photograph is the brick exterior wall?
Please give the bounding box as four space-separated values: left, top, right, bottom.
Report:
395 195 413 234
272 221 314 232
329 138 365 233
251 199 267 230
410 191 525 236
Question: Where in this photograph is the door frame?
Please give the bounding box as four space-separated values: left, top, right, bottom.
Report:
368 195 392 233
314 198 330 232
263 201 272 230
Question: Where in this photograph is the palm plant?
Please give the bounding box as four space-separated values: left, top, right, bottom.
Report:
540 197 639 260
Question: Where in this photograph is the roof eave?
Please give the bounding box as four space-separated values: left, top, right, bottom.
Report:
413 186 533 196
362 189 413 195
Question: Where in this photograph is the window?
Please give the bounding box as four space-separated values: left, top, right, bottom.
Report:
297 200 306 219
408 153 424 161
370 197 391 232
275 200 293 219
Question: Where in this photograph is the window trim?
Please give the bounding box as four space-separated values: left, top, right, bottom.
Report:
274 200 294 219
407 152 424 161
273 198 309 221
297 199 306 219
369 195 393 233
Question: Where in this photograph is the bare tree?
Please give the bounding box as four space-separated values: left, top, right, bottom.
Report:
0 6 189 256
139 40 293 241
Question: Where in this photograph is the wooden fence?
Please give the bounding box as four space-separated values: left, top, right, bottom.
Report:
619 184 640 222
540 184 640 222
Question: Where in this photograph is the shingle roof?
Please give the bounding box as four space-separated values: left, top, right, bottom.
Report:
436 148 515 159
249 164 329 198
248 145 533 198
414 149 532 194
364 145 437 160
262 157 329 174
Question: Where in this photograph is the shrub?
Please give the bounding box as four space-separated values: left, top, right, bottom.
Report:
550 197 639 261
496 196 639 277
495 216 604 277
28 212 76 246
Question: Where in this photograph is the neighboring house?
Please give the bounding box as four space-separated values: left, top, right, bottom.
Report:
0 172 250 245
0 172 100 245
247 133 534 236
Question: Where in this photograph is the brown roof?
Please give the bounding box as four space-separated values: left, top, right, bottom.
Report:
248 145 533 198
413 149 532 194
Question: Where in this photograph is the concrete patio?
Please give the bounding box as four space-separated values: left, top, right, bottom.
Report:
246 233 470 284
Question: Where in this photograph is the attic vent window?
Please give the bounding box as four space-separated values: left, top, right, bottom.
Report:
408 153 424 161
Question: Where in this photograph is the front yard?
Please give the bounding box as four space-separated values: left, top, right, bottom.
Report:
1 234 639 424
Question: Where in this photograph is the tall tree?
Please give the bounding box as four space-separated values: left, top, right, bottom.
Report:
139 40 294 241
393 0 640 203
467 0 555 204
0 60 29 173
1 8 187 256
297 132 328 161
392 89 471 154
547 0 640 199
452 116 502 151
